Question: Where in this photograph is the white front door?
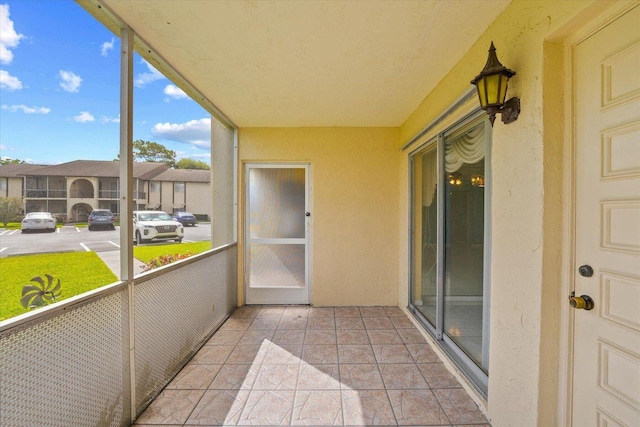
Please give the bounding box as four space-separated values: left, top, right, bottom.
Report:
245 164 311 304
572 5 640 426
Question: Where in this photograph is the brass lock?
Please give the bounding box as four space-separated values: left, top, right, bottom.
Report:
569 294 594 311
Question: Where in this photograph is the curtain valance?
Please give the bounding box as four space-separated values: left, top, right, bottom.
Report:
444 124 485 173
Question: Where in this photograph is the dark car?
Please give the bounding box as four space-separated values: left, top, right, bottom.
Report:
173 211 197 226
88 209 116 231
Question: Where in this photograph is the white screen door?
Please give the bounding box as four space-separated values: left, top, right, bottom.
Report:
245 164 310 304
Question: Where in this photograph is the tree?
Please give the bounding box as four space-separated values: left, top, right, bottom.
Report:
175 158 210 170
0 196 22 227
0 158 25 165
115 140 177 167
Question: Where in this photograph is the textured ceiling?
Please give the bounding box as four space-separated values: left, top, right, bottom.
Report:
96 0 510 127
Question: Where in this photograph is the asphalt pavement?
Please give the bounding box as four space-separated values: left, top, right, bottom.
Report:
0 223 211 277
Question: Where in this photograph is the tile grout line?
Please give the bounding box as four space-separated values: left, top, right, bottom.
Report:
372 310 401 427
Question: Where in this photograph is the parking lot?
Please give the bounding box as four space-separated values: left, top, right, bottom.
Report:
0 224 211 258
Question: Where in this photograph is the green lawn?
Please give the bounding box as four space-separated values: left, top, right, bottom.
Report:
0 241 212 321
2 222 65 229
2 222 21 230
0 252 118 321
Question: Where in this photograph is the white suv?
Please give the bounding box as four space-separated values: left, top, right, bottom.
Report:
133 210 184 245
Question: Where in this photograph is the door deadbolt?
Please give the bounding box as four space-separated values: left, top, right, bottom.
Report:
569 294 594 311
578 265 593 277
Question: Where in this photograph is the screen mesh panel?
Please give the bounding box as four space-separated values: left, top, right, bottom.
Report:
249 244 305 288
0 245 237 426
249 168 305 239
0 290 130 427
134 246 237 414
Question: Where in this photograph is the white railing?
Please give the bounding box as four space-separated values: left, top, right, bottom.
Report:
0 244 237 427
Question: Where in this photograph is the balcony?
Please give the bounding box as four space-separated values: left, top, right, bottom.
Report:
99 189 120 199
133 305 489 426
69 189 94 199
24 188 67 198
0 245 237 427
0 245 489 426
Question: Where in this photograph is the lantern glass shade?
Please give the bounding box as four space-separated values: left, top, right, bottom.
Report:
476 70 509 109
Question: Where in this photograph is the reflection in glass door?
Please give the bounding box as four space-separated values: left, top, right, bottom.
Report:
245 164 310 305
410 113 491 394
411 145 439 327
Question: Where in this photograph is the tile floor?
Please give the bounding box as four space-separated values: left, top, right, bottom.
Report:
133 306 490 426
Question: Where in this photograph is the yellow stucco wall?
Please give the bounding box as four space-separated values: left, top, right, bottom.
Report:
160 181 174 213
185 182 211 217
238 127 400 307
399 1 619 426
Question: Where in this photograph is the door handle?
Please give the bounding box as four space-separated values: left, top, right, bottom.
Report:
569 294 594 311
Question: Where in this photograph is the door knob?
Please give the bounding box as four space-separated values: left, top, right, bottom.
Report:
569 294 594 311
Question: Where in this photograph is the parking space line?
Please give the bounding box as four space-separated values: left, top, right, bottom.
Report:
108 241 120 248
79 243 91 252
76 227 81 232
0 247 7 253
0 230 8 236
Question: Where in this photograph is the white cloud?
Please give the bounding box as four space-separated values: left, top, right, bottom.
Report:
0 4 24 64
134 60 165 87
0 69 22 90
101 37 115 57
101 114 120 123
59 70 82 92
2 104 50 114
151 118 211 149
73 111 95 123
163 84 188 99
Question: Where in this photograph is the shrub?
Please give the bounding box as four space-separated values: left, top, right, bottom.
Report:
0 196 22 227
141 253 192 271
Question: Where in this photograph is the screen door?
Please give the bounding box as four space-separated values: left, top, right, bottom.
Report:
245 164 310 304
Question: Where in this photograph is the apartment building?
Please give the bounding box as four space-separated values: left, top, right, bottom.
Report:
0 160 211 221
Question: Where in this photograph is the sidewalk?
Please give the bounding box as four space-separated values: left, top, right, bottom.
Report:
95 250 146 277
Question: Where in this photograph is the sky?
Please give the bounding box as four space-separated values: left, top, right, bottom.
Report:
0 0 212 165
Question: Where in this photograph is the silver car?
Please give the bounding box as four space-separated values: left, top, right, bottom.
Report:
21 212 57 233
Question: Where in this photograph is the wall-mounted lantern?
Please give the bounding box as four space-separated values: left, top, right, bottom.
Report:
471 42 520 126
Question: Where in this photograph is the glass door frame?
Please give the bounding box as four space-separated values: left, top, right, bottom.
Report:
407 109 491 397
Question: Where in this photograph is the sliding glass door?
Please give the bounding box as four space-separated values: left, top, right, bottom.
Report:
409 112 491 394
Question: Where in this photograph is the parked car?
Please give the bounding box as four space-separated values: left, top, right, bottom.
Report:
133 210 184 245
88 209 116 231
21 212 57 233
173 211 197 226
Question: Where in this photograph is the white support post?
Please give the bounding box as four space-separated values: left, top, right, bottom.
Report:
119 25 136 422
